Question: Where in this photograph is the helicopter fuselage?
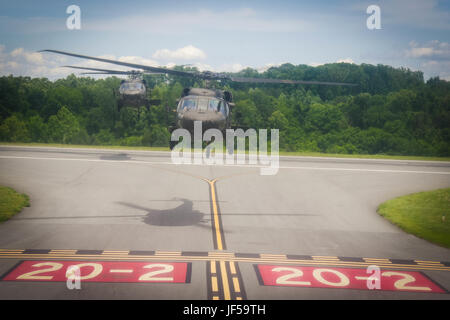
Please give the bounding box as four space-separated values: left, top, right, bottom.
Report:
117 79 148 109
175 90 231 135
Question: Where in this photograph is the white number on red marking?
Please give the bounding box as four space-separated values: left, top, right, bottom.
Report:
272 267 311 286
257 265 445 293
16 262 63 280
312 268 350 287
139 264 174 282
71 263 103 280
3 261 189 283
382 271 432 291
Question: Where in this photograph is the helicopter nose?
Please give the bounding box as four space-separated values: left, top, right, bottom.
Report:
179 111 226 131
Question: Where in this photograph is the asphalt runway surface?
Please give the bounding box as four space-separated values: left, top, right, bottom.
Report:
0 145 449 299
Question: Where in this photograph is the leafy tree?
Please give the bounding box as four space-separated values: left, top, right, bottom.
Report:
47 106 86 144
0 115 30 142
27 115 48 142
142 125 170 147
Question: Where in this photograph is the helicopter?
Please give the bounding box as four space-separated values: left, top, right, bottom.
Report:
40 49 357 149
59 65 161 112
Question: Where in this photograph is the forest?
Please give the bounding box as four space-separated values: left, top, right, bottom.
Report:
0 62 449 156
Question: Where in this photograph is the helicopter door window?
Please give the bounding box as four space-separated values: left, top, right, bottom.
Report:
197 98 208 112
208 99 220 111
181 99 197 111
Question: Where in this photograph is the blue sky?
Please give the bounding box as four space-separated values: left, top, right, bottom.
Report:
0 0 449 80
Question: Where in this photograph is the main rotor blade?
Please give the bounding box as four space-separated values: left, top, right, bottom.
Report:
80 72 128 75
64 65 165 75
63 65 141 75
230 77 358 86
40 49 194 77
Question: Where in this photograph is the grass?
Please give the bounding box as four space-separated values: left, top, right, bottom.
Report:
0 186 30 223
377 188 450 248
1 142 449 162
278 151 450 162
0 142 169 152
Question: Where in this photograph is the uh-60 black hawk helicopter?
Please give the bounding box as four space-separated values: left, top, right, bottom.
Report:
41 49 357 149
58 65 162 112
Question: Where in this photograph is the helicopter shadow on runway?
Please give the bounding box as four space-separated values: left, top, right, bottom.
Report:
115 198 212 230
99 153 132 161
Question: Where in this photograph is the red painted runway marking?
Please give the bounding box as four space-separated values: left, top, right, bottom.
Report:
2 261 190 283
256 265 446 293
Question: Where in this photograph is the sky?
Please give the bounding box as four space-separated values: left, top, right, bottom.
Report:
0 0 449 80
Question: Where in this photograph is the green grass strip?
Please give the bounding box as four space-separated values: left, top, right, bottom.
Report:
377 188 450 248
0 186 30 223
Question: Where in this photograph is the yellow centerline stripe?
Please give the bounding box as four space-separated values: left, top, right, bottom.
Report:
232 277 241 293
229 262 236 274
219 260 231 300
210 261 216 274
211 276 218 292
207 178 236 300
209 179 224 251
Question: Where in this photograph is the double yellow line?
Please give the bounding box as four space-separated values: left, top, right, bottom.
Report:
204 178 244 300
206 178 225 251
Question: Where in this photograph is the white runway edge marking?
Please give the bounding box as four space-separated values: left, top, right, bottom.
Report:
1 155 449 175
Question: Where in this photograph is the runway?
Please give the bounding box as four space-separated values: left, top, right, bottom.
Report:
0 145 449 299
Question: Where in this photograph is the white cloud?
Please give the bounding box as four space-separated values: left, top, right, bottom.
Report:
256 63 284 73
404 40 450 80
216 63 245 73
337 58 355 64
24 52 44 65
152 45 206 61
405 40 450 59
10 48 24 57
421 60 450 81
118 55 159 66
0 46 69 79
0 46 189 79
308 62 323 67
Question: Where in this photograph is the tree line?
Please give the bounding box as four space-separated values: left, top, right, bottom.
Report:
0 62 448 156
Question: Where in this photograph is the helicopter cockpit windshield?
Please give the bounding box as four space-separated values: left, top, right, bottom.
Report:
179 98 222 112
120 82 145 91
180 98 197 111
